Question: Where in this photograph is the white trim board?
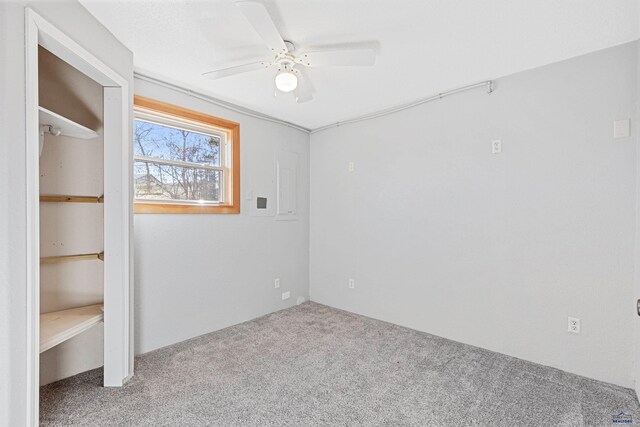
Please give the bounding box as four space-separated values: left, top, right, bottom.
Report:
38 106 99 139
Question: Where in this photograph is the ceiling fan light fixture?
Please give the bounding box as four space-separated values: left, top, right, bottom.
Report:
275 70 298 93
202 1 378 104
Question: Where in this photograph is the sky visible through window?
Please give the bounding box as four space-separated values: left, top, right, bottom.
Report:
134 119 222 202
134 119 220 165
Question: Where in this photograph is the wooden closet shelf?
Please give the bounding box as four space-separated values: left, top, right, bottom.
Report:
40 304 104 353
40 195 104 203
41 252 104 264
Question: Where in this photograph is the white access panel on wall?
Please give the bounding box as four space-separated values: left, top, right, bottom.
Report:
276 151 298 220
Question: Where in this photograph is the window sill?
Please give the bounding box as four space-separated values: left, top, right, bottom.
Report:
134 202 240 214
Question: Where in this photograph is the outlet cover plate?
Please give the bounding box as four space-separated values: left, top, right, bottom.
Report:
492 139 502 154
568 317 580 334
614 119 630 139
282 291 290 300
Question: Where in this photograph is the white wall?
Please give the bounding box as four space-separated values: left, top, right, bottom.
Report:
133 77 310 354
310 42 637 388
0 6 636 426
634 39 640 398
0 1 132 425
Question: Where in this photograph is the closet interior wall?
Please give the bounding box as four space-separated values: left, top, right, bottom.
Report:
38 47 105 386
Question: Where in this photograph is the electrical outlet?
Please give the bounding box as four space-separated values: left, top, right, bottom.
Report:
614 119 630 139
568 317 580 334
348 161 355 172
348 279 355 289
492 139 502 154
281 291 290 300
274 278 280 289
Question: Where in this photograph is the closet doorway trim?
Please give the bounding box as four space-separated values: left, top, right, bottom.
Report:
25 8 132 425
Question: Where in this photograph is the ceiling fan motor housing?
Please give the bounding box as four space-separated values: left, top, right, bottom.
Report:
284 40 296 52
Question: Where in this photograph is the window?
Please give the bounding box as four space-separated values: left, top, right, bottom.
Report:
133 96 240 214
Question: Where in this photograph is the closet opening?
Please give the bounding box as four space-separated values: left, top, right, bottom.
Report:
38 44 106 384
25 9 132 424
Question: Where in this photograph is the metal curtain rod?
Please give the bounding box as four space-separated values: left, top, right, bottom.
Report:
134 73 494 135
134 73 312 134
310 80 494 134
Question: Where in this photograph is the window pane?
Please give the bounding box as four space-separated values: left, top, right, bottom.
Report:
134 160 222 202
134 119 220 167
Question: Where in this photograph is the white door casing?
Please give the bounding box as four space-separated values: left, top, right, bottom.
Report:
25 8 132 425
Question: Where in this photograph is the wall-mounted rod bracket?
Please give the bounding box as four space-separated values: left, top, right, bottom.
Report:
39 124 61 157
486 81 494 94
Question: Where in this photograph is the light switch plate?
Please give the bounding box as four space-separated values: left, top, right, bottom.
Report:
614 119 630 139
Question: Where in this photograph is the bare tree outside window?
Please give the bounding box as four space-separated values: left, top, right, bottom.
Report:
134 119 222 203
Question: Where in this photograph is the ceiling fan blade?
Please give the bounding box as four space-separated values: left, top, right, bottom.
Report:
236 1 287 54
299 48 376 67
202 61 269 80
293 67 313 103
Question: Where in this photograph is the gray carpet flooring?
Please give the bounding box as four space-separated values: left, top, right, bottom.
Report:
41 302 639 426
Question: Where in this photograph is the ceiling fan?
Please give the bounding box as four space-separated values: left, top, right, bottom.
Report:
202 0 377 103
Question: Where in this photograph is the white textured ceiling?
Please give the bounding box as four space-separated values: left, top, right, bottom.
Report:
81 0 639 130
